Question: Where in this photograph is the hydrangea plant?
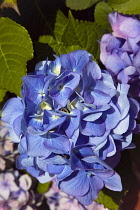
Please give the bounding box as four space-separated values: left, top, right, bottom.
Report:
2 50 139 206
1 1 140 209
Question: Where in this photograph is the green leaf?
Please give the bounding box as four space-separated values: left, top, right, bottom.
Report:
39 11 107 60
95 150 132 210
40 35 56 45
95 190 119 210
38 10 82 57
0 89 6 102
108 0 140 15
108 0 133 4
54 10 69 42
94 1 113 31
37 181 51 194
0 0 20 15
0 18 33 96
66 0 100 10
62 11 107 59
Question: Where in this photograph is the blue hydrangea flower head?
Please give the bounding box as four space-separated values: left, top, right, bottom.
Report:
2 50 139 206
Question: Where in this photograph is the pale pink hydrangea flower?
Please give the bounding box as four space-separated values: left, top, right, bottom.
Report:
0 173 19 200
109 12 140 39
0 120 13 156
0 157 6 171
0 172 32 210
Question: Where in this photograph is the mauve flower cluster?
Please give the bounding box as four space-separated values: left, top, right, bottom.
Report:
2 50 139 206
0 171 33 210
0 120 13 156
100 12 140 101
0 120 14 171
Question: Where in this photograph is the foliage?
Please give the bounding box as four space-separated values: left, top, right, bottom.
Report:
37 182 51 194
108 0 140 15
39 11 107 60
94 1 113 31
0 18 33 96
0 89 6 102
65 0 100 10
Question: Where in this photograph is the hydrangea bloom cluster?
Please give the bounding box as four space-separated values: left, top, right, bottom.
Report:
0 171 33 210
0 120 13 156
0 120 14 171
2 50 139 206
100 12 140 100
